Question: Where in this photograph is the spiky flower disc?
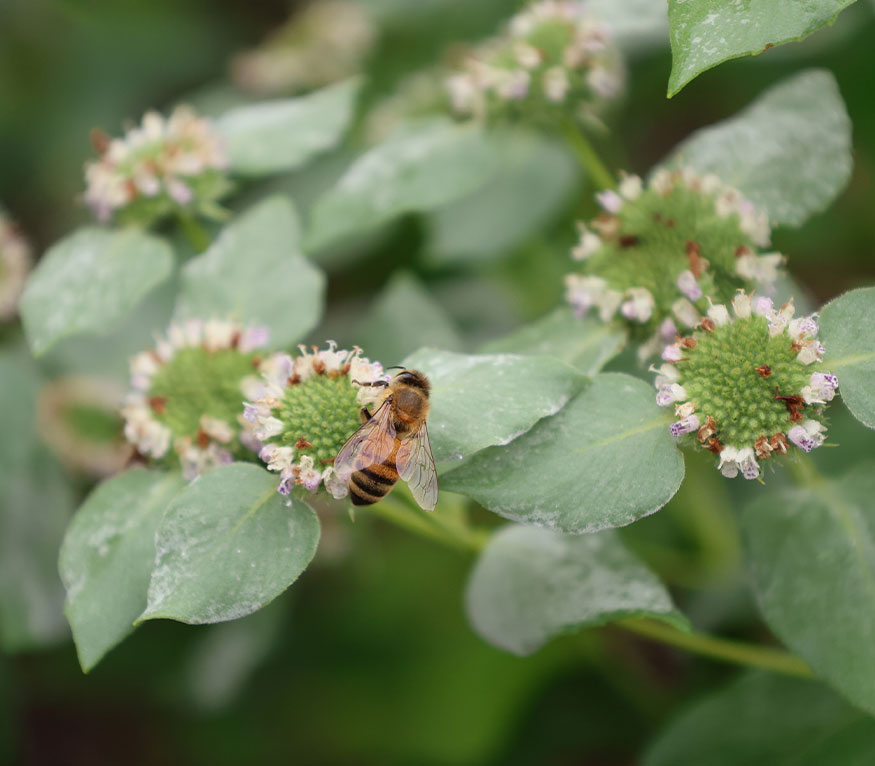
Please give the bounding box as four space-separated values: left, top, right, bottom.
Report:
121 319 270 478
653 292 836 480
84 106 230 225
565 168 785 358
446 0 623 123
0 210 31 321
242 342 388 501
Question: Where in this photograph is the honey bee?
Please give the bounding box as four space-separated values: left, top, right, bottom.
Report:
333 369 438 511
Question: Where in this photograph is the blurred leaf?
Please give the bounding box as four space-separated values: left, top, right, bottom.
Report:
174 196 325 348
664 69 852 227
667 1 857 96
467 524 686 655
359 272 463 364
0 353 39 470
643 671 875 766
742 462 875 715
425 130 579 265
20 227 174 356
401 349 587 468
480 307 627 376
820 287 875 429
216 79 361 176
589 0 669 51
306 118 497 250
442 373 685 534
139 463 320 625
58 469 185 672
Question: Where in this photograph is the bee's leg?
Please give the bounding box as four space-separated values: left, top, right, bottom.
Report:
359 407 373 424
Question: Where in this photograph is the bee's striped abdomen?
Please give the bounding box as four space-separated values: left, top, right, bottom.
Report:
349 457 399 506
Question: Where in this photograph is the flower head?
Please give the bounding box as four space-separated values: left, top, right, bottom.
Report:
653 292 836 480
243 342 388 502
447 0 623 123
0 210 32 321
84 106 230 225
121 319 270 478
565 168 785 359
231 1 375 96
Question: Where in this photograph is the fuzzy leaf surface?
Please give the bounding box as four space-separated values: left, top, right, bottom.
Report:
139 463 319 625
665 69 852 227
742 462 875 715
175 196 324 348
668 1 857 96
401 349 587 468
467 525 686 655
216 79 360 176
20 227 173 356
820 287 875 429
441 373 684 534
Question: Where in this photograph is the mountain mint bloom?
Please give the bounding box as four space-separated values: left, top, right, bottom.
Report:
242 342 389 502
121 319 270 478
653 292 836 480
0 210 31 321
447 0 623 123
84 106 230 225
565 168 785 359
231 1 375 96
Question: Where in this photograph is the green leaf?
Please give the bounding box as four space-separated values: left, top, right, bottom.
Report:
665 69 852 227
0 352 39 471
588 0 669 49
306 119 498 250
58 469 186 672
742 462 875 715
820 287 875 429
20 227 174 356
425 130 579 265
442 373 685 534
359 272 463 364
667 1 858 96
216 79 360 176
174 196 325 348
480 307 627 376
643 671 875 766
401 349 587 467
467 524 687 655
139 463 320 625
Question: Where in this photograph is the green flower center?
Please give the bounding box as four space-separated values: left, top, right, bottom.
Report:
681 315 810 446
275 375 364 465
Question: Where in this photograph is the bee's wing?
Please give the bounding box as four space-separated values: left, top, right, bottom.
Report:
396 422 438 512
333 398 396 481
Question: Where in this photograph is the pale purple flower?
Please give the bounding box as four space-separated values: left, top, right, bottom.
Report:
670 414 700 437
676 270 702 301
788 420 827 452
596 189 623 214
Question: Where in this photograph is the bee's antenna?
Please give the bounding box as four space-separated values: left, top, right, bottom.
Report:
385 365 405 371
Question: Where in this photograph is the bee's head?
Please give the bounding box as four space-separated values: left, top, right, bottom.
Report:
391 368 431 395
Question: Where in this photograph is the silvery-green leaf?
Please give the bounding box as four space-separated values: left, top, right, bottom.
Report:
742 462 875 715
480 308 627 376
217 79 360 176
442 373 684 534
665 70 852 227
467 524 687 655
820 287 875 429
58 469 186 671
401 349 587 468
139 463 320 625
174 196 324 348
644 671 875 766
306 119 497 250
20 227 174 356
667 1 857 96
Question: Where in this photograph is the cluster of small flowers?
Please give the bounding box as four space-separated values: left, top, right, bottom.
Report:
122 319 269 479
565 168 784 357
0 210 32 321
447 0 622 121
231 1 375 96
654 292 836 480
84 106 229 224
242 342 388 501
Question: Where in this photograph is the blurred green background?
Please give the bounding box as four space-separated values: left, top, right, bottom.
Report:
2 1 875 764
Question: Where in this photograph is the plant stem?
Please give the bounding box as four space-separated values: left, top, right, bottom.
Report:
177 214 210 253
618 618 815 679
559 116 615 190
